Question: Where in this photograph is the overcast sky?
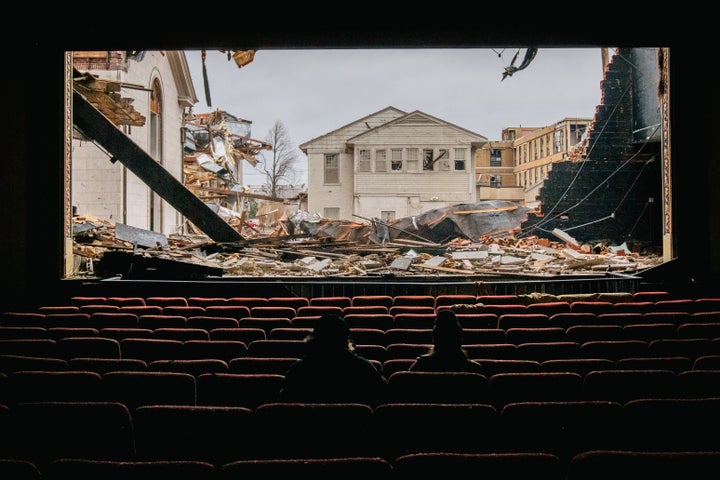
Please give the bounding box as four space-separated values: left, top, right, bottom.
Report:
184 48 606 186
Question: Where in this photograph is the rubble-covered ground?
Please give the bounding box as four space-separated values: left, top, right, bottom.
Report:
71 201 664 280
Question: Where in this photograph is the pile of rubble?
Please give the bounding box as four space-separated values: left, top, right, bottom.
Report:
71 210 664 280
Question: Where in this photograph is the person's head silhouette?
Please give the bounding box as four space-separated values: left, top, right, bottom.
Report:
307 313 354 352
432 309 464 353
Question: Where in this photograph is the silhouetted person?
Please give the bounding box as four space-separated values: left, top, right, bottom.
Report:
279 313 387 406
409 309 484 373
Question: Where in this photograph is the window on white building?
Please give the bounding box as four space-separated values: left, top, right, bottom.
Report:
438 149 450 171
391 148 403 171
149 78 163 232
358 149 371 172
324 154 339 184
323 207 340 219
423 149 434 171
406 148 418 171
375 149 387 172
454 148 466 170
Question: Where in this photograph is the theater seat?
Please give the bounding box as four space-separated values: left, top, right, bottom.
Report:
44 459 217 480
220 457 393 477
567 450 720 480
393 452 563 479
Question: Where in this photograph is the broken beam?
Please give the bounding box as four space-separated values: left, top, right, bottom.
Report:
73 90 243 243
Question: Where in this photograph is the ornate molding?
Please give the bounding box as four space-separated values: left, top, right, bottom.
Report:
64 51 73 238
659 47 672 236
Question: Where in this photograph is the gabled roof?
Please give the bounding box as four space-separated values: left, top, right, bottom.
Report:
299 106 407 149
347 109 487 143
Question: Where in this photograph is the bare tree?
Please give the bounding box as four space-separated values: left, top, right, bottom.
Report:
258 120 302 199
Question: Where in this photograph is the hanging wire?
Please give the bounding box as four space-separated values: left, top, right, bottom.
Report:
612 152 657 217
520 123 659 238
625 198 652 238
516 78 634 237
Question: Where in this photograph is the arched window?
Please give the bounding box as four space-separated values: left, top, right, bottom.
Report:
149 78 163 232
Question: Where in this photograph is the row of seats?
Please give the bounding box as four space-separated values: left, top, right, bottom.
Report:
2 292 719 477
24 296 720 316
5 450 720 479
4 351 720 377
4 310 720 332
59 291 715 307
3 368 720 409
1 398 719 467
2 336 720 362
4 320 720 344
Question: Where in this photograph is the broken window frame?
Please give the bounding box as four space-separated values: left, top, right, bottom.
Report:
423 149 435 171
391 148 403 171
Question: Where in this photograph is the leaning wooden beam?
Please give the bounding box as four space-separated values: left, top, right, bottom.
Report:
73 90 243 243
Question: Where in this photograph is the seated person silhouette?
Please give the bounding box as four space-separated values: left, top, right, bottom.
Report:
279 312 387 406
409 309 484 373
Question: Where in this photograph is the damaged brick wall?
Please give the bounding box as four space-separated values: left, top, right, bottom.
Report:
521 47 663 250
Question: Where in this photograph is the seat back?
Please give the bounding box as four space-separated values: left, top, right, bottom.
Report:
0 354 68 374
209 327 266 343
181 340 248 362
252 402 377 459
151 328 209 342
147 359 229 376
6 401 135 468
386 371 490 404
620 397 720 451
145 296 188 307
582 369 679 403
392 313 436 329
220 457 392 477
44 459 217 480
0 459 43 480
351 295 393 308
102 371 196 408
310 296 352 308
120 338 184 362
203 305 251 320
5 370 102 404
228 357 298 375
67 357 147 374
56 336 121 360
393 452 563 479
137 314 187 330
133 404 253 464
499 400 623 461
374 402 500 459
489 372 583 408
196 373 284 408
246 339 306 359
567 450 720 480
185 315 239 331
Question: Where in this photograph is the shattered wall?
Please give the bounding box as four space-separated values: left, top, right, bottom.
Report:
521 48 663 250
